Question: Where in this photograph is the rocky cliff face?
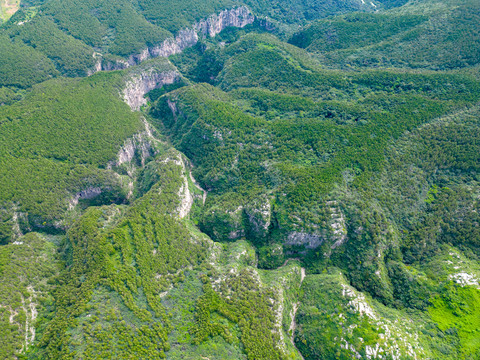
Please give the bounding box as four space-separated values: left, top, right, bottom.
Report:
116 134 153 168
283 201 348 251
114 120 158 171
123 70 180 111
175 156 194 219
194 6 255 38
244 195 272 240
149 28 199 59
285 231 325 249
142 6 254 62
118 7 254 110
93 6 254 73
68 187 103 211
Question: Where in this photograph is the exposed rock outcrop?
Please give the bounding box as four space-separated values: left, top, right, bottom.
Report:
189 169 207 205
193 7 254 38
327 200 347 249
116 134 151 168
176 156 194 219
113 120 158 173
12 209 24 239
91 6 254 73
149 28 199 59
123 69 180 111
244 195 272 240
284 201 348 251
67 187 103 211
0 204 30 242
285 231 325 249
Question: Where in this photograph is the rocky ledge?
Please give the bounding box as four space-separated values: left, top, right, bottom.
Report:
93 6 254 72
123 69 180 111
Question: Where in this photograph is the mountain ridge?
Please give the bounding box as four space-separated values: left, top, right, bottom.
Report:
1 0 480 359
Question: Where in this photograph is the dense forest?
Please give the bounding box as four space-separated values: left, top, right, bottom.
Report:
1 0 479 359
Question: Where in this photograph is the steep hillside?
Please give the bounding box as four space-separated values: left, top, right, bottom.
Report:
1 0 480 359
0 233 60 359
0 0 391 90
152 34 480 248
0 58 180 242
26 150 305 360
149 27 480 359
0 0 255 86
290 0 480 70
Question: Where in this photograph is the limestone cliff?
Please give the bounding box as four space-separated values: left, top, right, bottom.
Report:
119 7 255 112
135 6 254 63
244 195 272 240
193 6 254 38
123 69 180 111
113 119 159 172
285 231 325 249
283 201 347 251
93 6 254 73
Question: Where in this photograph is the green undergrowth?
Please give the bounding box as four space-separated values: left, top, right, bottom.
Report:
0 86 25 105
23 152 305 359
0 232 60 359
161 269 248 360
289 0 480 70
192 273 284 360
242 0 379 31
5 15 96 77
295 267 480 359
33 152 208 359
0 33 59 88
190 240 303 360
152 41 480 244
147 27 480 359
0 0 405 89
0 69 149 236
429 285 480 357
1 0 480 359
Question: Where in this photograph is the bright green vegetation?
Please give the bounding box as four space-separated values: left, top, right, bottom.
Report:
41 0 171 57
0 0 20 22
0 0 388 89
188 241 303 360
295 267 480 360
429 285 480 356
6 15 97 76
1 0 480 359
152 33 480 247
291 105 480 359
0 70 145 238
0 33 58 88
0 232 60 360
34 153 205 359
149 10 480 357
23 152 302 359
192 271 284 359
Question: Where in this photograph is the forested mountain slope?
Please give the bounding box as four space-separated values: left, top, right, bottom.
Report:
1 0 479 359
0 0 380 87
289 0 480 70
